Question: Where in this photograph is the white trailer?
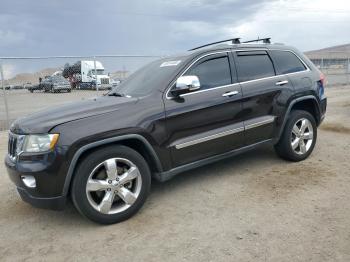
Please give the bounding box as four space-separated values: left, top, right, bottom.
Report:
79 60 111 90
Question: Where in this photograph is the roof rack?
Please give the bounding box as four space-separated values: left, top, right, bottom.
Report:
242 38 271 44
189 38 241 51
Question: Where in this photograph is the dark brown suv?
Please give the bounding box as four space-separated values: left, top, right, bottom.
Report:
5 38 327 224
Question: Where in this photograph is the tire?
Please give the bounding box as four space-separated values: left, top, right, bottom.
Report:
71 145 151 224
274 110 317 161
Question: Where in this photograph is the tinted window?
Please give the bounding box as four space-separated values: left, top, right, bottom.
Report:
270 50 306 74
236 52 275 82
185 55 231 90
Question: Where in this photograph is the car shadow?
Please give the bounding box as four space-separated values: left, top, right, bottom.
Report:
10 144 281 227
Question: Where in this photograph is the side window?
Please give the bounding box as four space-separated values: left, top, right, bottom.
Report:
185 55 232 90
236 51 275 82
270 50 306 74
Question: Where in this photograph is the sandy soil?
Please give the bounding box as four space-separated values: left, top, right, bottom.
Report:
0 86 349 261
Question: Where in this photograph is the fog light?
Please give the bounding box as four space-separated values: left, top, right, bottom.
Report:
21 175 36 188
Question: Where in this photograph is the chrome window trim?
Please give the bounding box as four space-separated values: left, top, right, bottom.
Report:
174 126 244 149
166 50 232 99
179 83 239 97
165 48 310 99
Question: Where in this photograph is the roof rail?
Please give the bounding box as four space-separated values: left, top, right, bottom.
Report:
242 37 271 44
189 38 241 51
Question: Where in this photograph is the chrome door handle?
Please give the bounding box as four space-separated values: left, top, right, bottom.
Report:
275 80 289 86
222 91 239 97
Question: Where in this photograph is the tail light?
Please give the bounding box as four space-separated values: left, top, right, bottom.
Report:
318 72 325 97
320 72 326 87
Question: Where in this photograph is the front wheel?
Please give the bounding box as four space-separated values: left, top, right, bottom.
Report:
274 110 317 161
71 145 151 224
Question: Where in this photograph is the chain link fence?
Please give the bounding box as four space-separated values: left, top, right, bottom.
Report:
1 52 349 131
0 55 161 131
308 52 350 86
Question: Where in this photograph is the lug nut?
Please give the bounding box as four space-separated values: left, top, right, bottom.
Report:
108 180 112 184
107 188 111 191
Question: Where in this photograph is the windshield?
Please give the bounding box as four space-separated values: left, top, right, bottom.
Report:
89 69 105 76
109 56 185 97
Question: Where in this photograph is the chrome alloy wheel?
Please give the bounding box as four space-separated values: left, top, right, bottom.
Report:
86 158 142 215
291 118 314 155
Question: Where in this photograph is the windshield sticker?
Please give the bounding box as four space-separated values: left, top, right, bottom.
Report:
160 60 181 67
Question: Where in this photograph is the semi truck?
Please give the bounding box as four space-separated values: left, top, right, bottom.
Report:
62 60 111 90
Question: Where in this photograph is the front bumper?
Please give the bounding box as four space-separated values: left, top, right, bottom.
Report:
53 85 71 90
5 150 69 210
17 187 66 210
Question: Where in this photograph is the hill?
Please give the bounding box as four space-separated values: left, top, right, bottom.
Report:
305 43 350 59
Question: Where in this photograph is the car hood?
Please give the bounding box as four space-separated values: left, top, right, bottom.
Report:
11 96 138 134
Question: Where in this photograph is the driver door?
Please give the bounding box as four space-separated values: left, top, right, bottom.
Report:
164 52 245 167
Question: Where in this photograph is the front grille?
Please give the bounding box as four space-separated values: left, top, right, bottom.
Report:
101 78 109 84
8 133 17 159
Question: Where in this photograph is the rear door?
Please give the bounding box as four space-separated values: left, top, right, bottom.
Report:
234 50 294 145
164 52 244 167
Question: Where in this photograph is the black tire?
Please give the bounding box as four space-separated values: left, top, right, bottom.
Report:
274 110 317 161
71 145 151 224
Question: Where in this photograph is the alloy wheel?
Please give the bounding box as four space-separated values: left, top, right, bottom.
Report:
290 118 314 155
85 158 142 215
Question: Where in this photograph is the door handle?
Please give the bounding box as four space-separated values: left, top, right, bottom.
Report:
222 90 239 97
275 80 289 86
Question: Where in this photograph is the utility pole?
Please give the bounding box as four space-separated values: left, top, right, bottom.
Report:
0 61 10 129
94 57 98 91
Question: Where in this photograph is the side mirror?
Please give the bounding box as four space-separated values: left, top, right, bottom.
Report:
171 75 201 97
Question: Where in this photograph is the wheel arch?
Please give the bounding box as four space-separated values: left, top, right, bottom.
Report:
62 134 163 196
277 95 321 141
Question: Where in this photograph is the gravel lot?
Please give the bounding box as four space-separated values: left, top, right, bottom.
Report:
0 86 350 261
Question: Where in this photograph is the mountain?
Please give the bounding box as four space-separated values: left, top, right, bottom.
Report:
4 68 60 86
4 68 129 86
305 44 350 59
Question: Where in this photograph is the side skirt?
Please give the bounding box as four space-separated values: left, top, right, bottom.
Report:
153 139 273 182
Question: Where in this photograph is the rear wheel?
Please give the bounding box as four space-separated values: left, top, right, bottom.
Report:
274 110 317 161
71 145 151 224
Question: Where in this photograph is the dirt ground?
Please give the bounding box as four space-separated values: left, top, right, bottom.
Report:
0 86 350 262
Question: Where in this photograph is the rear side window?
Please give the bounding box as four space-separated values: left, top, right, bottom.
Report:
236 51 275 82
185 55 231 90
270 50 306 74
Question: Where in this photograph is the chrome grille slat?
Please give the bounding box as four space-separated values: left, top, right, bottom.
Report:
8 133 18 159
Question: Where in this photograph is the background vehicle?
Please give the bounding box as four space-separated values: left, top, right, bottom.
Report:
63 60 111 90
41 73 71 93
5 38 327 224
23 82 33 89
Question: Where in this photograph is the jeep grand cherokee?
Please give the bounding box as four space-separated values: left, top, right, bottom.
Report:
5 38 327 224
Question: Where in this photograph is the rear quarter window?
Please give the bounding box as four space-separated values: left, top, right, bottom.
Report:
235 51 275 82
270 50 306 75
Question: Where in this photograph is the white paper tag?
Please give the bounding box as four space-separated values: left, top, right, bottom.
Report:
160 60 181 67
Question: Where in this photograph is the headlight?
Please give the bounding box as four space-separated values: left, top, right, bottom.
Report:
22 134 59 153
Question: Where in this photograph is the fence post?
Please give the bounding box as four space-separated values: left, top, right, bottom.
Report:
0 61 10 130
93 57 98 91
347 58 350 85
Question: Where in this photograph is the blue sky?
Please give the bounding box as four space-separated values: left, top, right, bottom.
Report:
1 0 350 77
